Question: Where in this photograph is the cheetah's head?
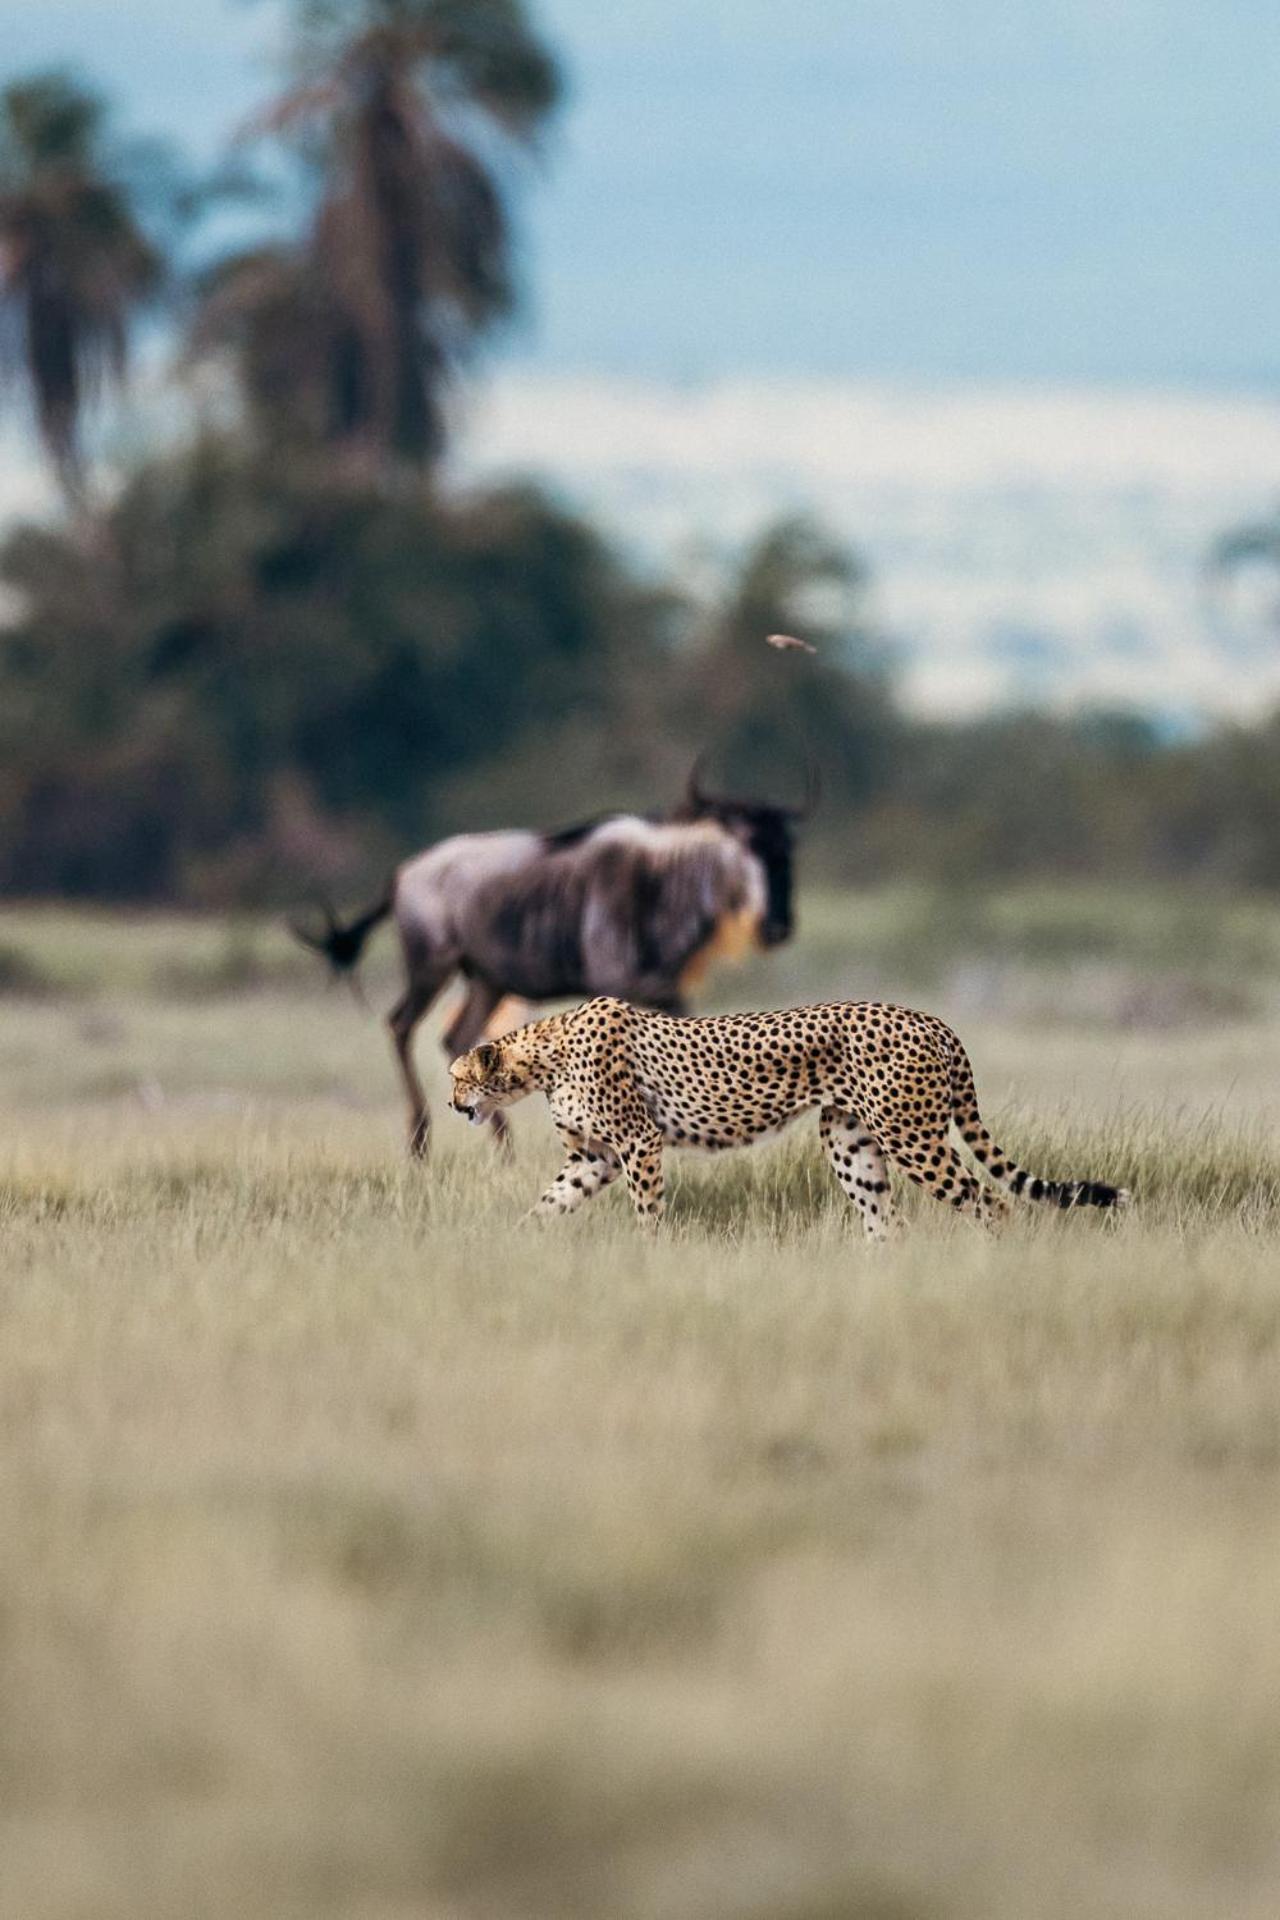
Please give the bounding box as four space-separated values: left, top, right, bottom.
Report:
449 1036 538 1124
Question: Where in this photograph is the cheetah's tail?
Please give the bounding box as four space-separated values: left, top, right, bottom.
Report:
944 1034 1131 1212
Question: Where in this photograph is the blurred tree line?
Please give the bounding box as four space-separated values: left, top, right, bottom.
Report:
1 0 1279 904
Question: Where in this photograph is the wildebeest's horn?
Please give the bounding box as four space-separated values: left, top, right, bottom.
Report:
785 760 822 821
686 754 715 811
289 895 337 950
288 918 329 954
687 752 746 811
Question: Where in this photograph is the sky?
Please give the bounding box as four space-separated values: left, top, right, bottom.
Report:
3 0 1280 717
4 0 1279 387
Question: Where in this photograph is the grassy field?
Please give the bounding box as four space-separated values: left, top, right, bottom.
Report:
2 890 1280 1920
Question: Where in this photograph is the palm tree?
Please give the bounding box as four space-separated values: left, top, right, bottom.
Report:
0 73 167 502
678 517 900 810
193 0 562 471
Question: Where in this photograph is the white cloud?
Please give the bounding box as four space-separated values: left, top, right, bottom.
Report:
458 374 1280 721
463 375 1280 495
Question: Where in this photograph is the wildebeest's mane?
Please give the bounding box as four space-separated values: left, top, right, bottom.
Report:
541 810 664 853
468 824 754 1002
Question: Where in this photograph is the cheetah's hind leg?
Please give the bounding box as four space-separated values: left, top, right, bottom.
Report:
615 1127 666 1231
819 1108 899 1241
886 1134 1008 1229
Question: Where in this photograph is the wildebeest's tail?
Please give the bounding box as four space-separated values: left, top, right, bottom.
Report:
290 893 392 974
944 1030 1130 1211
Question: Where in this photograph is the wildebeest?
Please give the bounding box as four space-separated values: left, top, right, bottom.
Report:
293 765 814 1156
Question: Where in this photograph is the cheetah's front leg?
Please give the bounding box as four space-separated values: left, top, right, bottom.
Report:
528 1136 621 1220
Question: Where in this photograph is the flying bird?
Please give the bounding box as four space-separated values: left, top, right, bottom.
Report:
766 632 817 655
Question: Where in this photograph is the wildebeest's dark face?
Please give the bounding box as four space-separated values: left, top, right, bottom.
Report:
681 760 815 951
712 803 797 948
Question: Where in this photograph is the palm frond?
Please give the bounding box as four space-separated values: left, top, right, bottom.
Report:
205 0 562 472
0 71 175 498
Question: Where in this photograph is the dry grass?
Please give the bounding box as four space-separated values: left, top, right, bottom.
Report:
2 901 1280 1920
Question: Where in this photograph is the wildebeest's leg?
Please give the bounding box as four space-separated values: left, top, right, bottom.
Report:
484 996 532 1039
819 1106 898 1242
615 1124 666 1230
527 1134 621 1220
388 961 452 1159
442 980 517 1155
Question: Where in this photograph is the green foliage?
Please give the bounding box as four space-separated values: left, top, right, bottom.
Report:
0 438 676 898
846 706 1280 891
2 430 1280 905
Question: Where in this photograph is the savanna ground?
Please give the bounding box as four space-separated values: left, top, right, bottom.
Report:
2 888 1280 1920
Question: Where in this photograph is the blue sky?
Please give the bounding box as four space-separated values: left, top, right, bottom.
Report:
3 0 1279 387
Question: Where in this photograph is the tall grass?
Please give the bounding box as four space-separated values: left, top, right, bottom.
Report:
1 900 1279 1919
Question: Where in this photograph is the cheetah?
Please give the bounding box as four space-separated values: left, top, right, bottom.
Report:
448 995 1130 1235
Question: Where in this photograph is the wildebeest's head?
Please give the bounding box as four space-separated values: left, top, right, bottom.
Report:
680 760 818 948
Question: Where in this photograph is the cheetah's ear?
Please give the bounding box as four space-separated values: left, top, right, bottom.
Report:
472 1041 501 1076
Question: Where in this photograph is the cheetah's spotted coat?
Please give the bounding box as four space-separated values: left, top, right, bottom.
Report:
449 996 1129 1235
